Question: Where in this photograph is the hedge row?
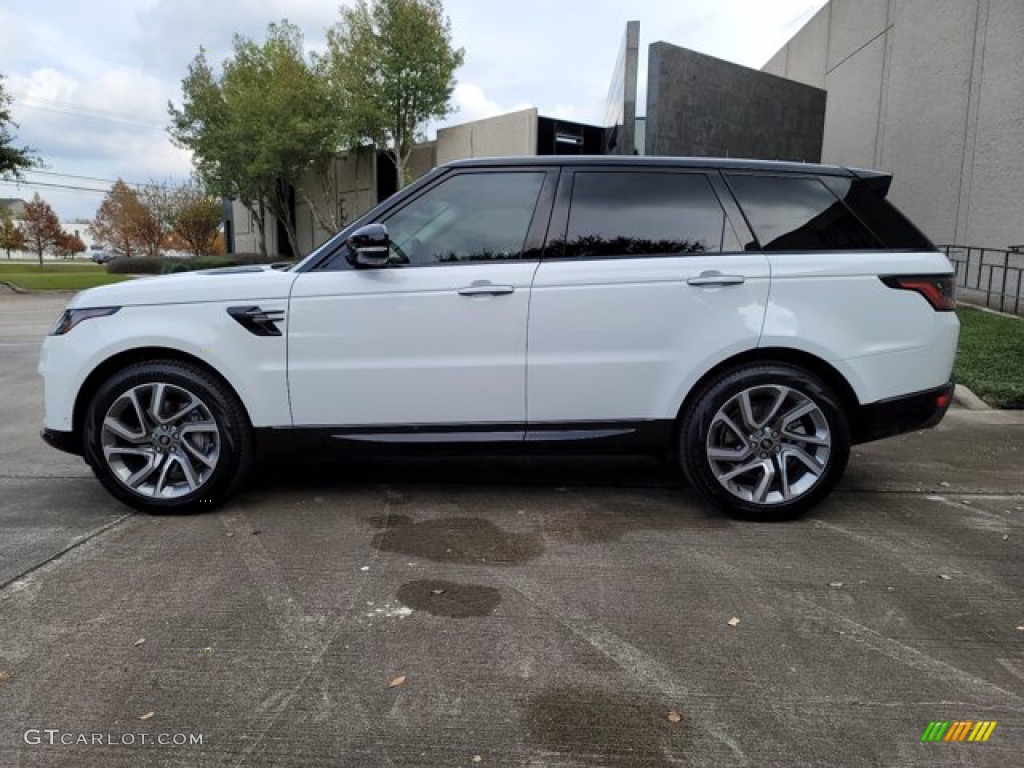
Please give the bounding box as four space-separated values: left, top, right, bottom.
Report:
106 254 290 275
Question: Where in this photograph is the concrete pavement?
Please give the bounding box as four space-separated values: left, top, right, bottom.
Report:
0 292 1021 767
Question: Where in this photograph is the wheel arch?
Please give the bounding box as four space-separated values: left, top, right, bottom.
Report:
72 346 252 445
673 347 861 440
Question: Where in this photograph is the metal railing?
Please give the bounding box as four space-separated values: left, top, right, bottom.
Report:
940 244 1024 315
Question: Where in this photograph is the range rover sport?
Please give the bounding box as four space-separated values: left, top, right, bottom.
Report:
39 157 959 518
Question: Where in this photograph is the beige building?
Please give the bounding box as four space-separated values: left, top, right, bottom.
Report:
763 0 1024 249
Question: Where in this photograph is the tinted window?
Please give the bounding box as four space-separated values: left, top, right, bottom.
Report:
726 174 881 251
561 172 736 258
384 172 545 265
821 175 935 250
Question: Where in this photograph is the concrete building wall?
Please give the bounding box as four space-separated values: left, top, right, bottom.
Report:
645 42 826 162
435 108 538 165
406 142 438 185
293 148 378 255
228 200 274 256
764 0 1024 249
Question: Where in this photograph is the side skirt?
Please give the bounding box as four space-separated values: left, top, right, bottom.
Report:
254 420 675 457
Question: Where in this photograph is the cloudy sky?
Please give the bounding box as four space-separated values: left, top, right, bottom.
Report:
0 0 827 220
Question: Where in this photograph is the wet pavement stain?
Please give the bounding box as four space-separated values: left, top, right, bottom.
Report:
396 580 501 618
526 686 689 768
371 516 544 565
541 493 729 545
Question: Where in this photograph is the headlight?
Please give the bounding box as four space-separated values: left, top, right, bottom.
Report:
49 307 121 336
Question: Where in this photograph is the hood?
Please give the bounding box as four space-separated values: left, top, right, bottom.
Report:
68 265 298 309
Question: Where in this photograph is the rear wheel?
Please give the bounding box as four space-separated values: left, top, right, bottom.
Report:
83 360 253 513
679 363 850 519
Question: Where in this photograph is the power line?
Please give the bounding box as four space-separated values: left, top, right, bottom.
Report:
11 90 162 122
11 95 167 131
0 179 110 194
28 170 174 189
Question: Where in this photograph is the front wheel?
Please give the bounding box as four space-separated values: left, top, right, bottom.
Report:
679 364 850 520
83 360 253 513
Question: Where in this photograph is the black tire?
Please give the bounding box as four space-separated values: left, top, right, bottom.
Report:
83 360 253 513
679 363 850 520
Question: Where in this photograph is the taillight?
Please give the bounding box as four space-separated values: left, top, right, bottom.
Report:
880 274 956 311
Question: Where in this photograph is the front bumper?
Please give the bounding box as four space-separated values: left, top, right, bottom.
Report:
41 427 82 456
852 380 955 444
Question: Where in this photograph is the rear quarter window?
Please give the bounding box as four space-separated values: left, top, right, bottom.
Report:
821 176 935 251
725 174 881 252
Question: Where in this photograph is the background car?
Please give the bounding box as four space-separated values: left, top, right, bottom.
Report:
87 244 115 264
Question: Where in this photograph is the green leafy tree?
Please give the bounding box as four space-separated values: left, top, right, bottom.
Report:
0 74 40 180
325 0 464 188
170 22 343 257
170 51 270 255
0 204 26 257
20 194 62 266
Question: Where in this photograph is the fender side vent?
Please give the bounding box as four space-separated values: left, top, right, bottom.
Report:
227 306 285 336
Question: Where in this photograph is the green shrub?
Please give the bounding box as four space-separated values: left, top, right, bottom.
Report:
106 256 165 274
108 253 289 275
159 254 290 274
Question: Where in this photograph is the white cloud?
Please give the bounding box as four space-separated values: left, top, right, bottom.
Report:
5 65 192 219
0 7 29 69
449 83 533 124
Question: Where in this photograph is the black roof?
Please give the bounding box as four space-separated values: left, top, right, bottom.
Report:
442 155 888 179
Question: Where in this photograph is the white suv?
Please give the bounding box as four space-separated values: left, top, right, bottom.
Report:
39 157 958 518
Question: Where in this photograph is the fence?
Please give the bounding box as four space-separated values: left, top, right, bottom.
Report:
940 245 1024 315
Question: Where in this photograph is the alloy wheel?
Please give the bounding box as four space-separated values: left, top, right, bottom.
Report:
706 384 831 505
100 382 221 498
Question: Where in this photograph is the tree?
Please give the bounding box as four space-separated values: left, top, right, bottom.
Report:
169 23 343 258
135 183 175 257
170 51 267 254
0 204 25 258
171 182 223 257
20 194 62 266
0 74 39 180
54 231 86 259
89 180 160 258
325 0 463 188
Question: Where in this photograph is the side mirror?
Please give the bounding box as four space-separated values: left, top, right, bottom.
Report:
346 223 391 268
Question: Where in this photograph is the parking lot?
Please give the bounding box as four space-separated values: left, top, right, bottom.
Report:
0 291 1021 767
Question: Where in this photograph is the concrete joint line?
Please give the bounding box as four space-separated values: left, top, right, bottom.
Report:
792 594 1023 709
0 513 132 593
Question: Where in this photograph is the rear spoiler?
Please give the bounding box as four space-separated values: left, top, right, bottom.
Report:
844 167 893 196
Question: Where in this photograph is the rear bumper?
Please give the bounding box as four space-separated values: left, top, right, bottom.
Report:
41 427 82 456
852 380 954 444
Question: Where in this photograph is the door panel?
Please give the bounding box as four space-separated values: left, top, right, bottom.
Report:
288 262 537 427
527 255 770 422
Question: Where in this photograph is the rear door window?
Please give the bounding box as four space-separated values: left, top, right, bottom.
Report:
725 174 881 251
560 171 740 258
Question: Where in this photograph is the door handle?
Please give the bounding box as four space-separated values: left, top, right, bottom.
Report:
458 282 515 297
687 272 746 287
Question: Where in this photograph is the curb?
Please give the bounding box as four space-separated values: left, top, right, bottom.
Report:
0 282 78 297
953 384 990 411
